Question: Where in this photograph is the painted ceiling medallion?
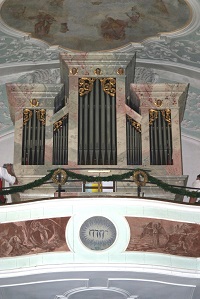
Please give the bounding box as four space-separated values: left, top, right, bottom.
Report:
79 216 117 250
1 0 190 52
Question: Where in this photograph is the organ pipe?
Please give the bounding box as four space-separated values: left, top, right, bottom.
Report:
22 109 46 165
149 109 172 165
53 115 68 165
126 116 142 165
78 78 117 165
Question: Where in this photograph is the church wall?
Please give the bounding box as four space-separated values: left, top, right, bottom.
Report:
0 131 14 165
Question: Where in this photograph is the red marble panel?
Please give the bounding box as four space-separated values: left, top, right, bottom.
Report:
0 217 70 257
126 217 200 257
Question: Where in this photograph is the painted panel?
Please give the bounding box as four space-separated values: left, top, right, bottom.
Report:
0 217 70 257
126 216 200 257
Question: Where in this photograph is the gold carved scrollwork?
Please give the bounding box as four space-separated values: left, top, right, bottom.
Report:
37 109 46 125
127 116 141 133
53 115 68 131
132 120 141 133
162 109 171 125
54 120 62 131
79 78 96 96
23 109 33 125
149 109 158 125
100 78 116 97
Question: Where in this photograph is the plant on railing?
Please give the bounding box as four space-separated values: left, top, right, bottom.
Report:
0 168 199 199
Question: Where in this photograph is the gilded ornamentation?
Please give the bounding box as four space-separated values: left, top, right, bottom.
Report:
37 109 46 125
52 169 67 185
53 115 68 131
94 68 102 75
149 109 171 125
117 67 124 75
23 109 33 125
79 78 96 96
54 120 62 131
30 98 39 107
70 67 78 75
100 78 116 96
133 170 148 187
149 109 158 125
79 77 116 96
162 109 171 125
154 99 163 107
127 116 141 133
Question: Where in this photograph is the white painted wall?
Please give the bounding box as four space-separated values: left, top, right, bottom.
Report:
182 134 200 187
0 131 14 166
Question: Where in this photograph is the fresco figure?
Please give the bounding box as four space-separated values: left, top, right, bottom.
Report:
125 6 141 26
29 12 56 36
101 17 127 40
140 221 168 248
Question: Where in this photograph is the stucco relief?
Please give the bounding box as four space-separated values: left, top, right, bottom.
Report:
126 217 200 257
182 90 200 138
0 35 59 64
134 67 159 84
18 68 61 84
0 217 70 257
137 37 200 66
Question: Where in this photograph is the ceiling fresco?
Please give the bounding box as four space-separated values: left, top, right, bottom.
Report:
1 0 191 52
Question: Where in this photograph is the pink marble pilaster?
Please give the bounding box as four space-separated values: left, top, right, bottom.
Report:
68 76 79 167
116 76 127 166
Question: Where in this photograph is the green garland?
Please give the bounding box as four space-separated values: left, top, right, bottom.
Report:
0 168 200 199
0 170 55 196
147 174 200 198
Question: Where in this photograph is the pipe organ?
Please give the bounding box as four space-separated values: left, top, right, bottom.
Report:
6 53 189 200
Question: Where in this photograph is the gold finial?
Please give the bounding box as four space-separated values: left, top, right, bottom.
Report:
30 98 39 107
94 68 102 75
70 68 78 75
117 67 124 75
154 99 163 107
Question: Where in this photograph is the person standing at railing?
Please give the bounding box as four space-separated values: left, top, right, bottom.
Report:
189 174 200 203
0 164 18 203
